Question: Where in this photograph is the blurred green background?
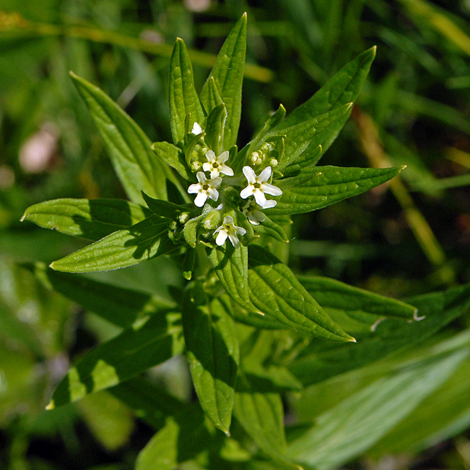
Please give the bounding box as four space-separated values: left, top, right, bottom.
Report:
1 0 470 468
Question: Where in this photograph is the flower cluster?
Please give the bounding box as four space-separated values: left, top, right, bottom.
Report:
186 125 283 247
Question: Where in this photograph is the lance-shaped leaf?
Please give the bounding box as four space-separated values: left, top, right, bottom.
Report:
21 198 150 241
248 245 354 342
169 38 205 145
24 262 175 329
208 243 257 313
50 215 171 273
300 276 417 331
234 381 300 469
204 77 224 115
289 283 470 386
46 312 183 409
200 14 247 150
269 166 403 216
151 141 190 180
271 103 352 171
183 288 239 434
70 73 171 203
142 191 190 219
252 213 289 243
279 47 376 157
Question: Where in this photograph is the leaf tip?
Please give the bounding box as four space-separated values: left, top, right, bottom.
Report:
348 336 357 343
45 400 55 410
20 212 27 222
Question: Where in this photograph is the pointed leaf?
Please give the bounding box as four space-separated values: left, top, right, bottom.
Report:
270 166 403 216
169 38 205 144
24 262 175 329
151 141 191 180
47 312 183 408
290 283 470 386
200 14 247 150
279 47 376 156
70 73 171 203
50 215 172 273
142 191 190 219
247 245 354 342
203 77 224 115
21 198 150 241
271 103 352 171
183 288 239 434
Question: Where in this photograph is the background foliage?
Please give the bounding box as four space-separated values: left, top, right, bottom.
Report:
1 0 470 469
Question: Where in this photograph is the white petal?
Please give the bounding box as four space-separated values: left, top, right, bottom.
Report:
210 169 220 179
194 192 208 207
216 230 228 246
203 162 212 172
263 199 277 209
196 172 207 183
220 165 234 176
191 122 202 134
187 183 201 194
211 177 223 188
253 190 267 207
242 166 257 183
218 151 230 164
228 234 240 247
206 150 216 162
261 183 282 196
235 226 246 236
207 187 219 201
240 186 253 199
258 166 272 183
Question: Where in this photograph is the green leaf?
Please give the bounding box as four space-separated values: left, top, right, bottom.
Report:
169 38 205 145
200 14 247 150
23 262 175 329
270 166 403 216
151 141 190 180
247 245 354 342
70 73 170 203
47 312 183 408
207 243 255 313
282 145 323 177
289 283 470 386
279 47 376 157
203 77 224 115
182 288 239 434
142 191 190 219
271 103 352 171
234 385 300 469
205 104 227 155
252 213 289 243
50 215 172 273
287 348 468 470
21 198 150 241
299 275 417 331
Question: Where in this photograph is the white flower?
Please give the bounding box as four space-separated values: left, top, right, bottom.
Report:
240 166 282 207
187 172 222 207
191 122 203 135
203 150 234 178
242 199 277 225
214 216 246 247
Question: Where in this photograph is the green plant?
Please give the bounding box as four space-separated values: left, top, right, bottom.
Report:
19 13 470 470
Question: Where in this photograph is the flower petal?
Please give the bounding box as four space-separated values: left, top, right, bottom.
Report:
218 151 230 164
263 199 278 209
258 166 272 183
207 187 219 201
206 150 216 162
196 172 207 184
253 190 267 207
220 165 234 176
242 166 257 183
216 230 228 246
240 186 253 199
187 183 201 194
228 234 240 247
261 183 282 196
194 192 208 207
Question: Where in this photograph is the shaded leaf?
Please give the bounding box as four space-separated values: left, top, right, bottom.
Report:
183 288 239 434
47 312 183 408
151 141 190 180
205 103 227 155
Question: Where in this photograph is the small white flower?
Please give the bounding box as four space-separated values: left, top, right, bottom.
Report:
214 216 246 247
250 151 264 166
242 199 277 225
191 122 203 135
203 150 234 178
240 166 282 207
187 172 222 207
